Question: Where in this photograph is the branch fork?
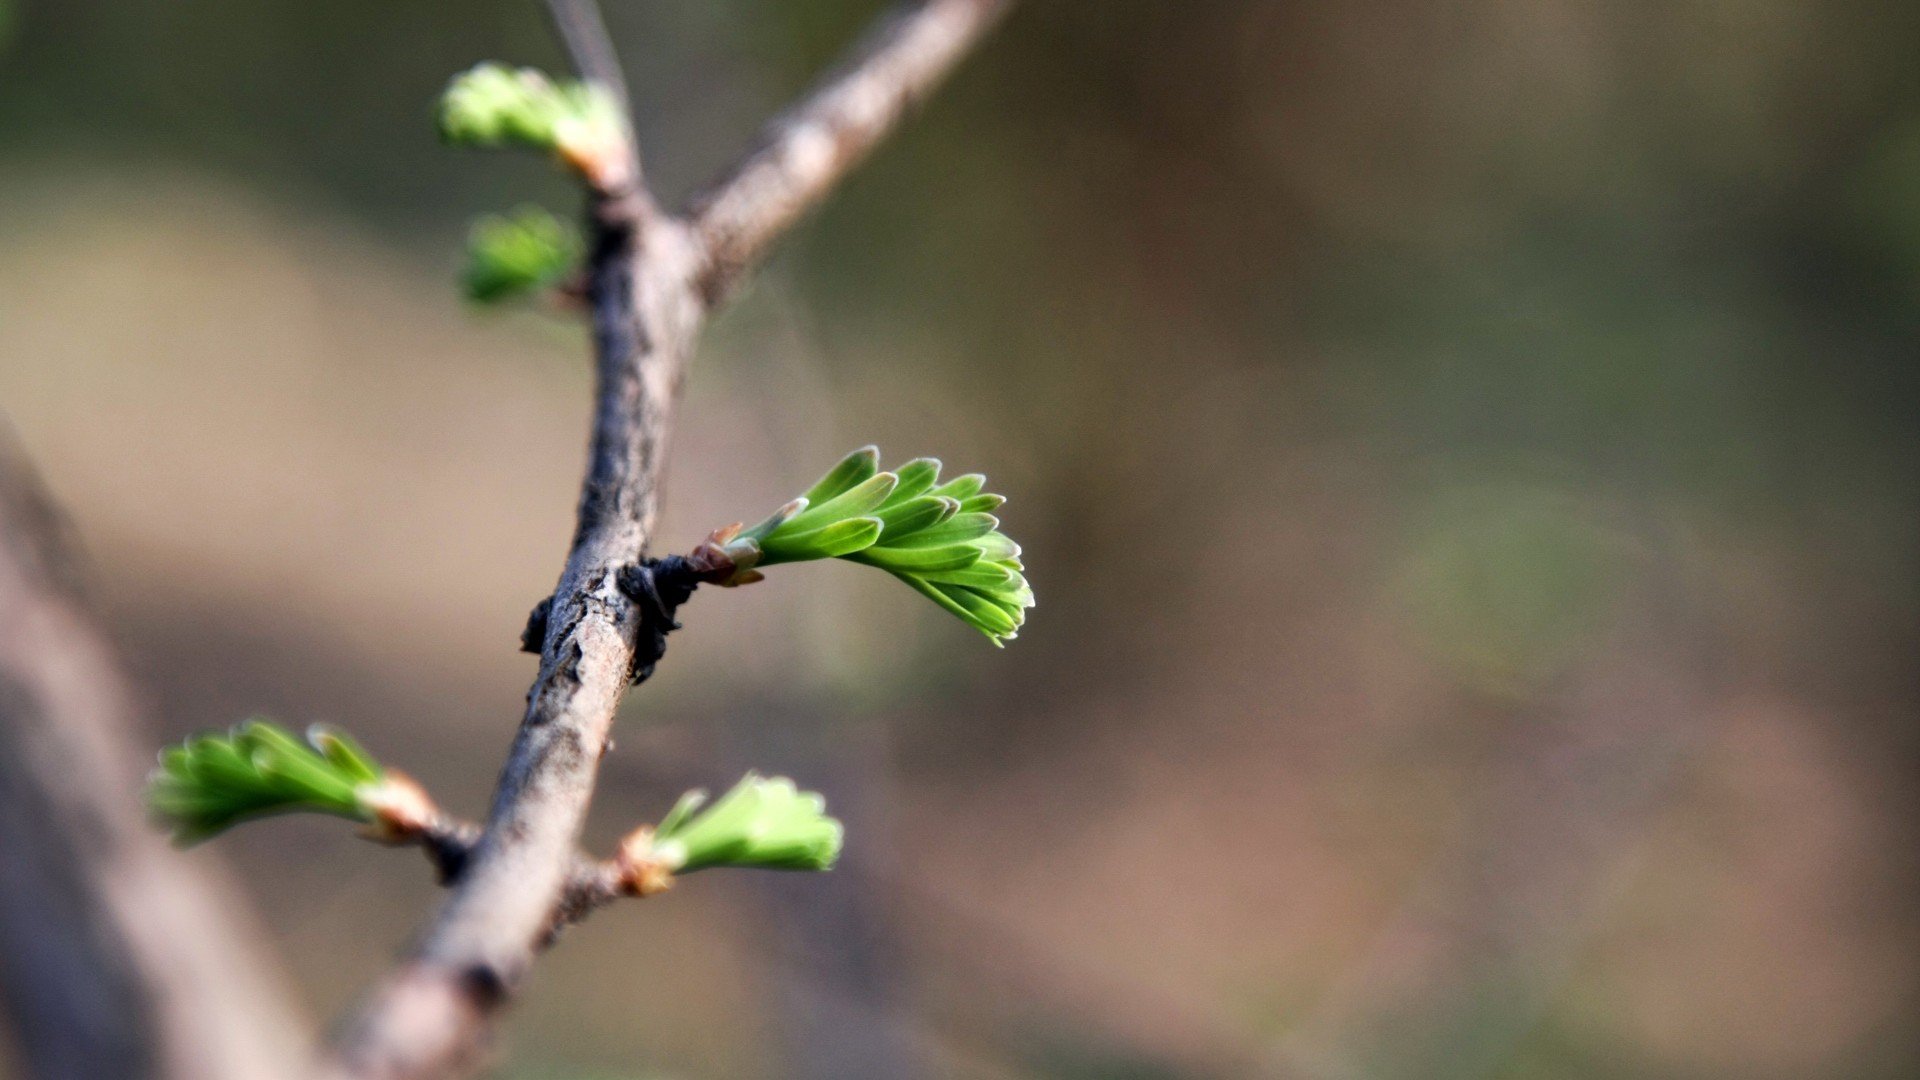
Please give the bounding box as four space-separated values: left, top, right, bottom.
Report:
319 2 1013 1076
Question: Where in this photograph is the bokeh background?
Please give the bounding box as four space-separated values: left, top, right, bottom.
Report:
3 1 1919 1077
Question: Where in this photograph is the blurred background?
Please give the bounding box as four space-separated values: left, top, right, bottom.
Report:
3 1 1918 1077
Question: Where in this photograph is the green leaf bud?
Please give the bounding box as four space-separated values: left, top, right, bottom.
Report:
437 63 626 183
147 720 394 844
617 773 843 894
710 448 1033 644
461 206 582 304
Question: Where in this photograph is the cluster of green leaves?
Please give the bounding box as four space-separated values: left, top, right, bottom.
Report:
437 62 618 158
719 447 1033 645
462 206 581 303
147 721 384 845
439 62 618 304
650 774 843 874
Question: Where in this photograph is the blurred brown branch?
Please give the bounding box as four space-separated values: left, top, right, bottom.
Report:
689 0 1012 300
320 2 1009 1077
0 423 310 1080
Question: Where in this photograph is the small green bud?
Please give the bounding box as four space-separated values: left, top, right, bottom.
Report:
437 63 626 183
439 63 558 146
461 206 581 303
718 448 1034 645
618 773 843 894
147 720 393 844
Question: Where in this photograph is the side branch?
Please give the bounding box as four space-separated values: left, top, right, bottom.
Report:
544 0 629 112
411 819 626 942
545 0 655 216
687 0 1011 298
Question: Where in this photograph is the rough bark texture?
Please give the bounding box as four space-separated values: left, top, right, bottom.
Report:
412 813 628 941
320 3 1010 1077
0 424 310 1080
319 194 703 1080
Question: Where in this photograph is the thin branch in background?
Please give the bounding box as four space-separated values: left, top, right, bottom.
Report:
543 0 654 218
543 0 629 111
0 423 310 1080
688 0 1012 299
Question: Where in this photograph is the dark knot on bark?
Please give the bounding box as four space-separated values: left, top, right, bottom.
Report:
519 597 555 655
518 555 714 684
615 555 702 685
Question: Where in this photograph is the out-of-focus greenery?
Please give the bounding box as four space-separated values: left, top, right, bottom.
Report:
437 62 621 168
1394 481 1626 696
461 205 580 303
1848 118 1920 284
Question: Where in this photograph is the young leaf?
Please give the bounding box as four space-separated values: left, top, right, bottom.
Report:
880 512 997 548
639 773 843 877
801 446 880 505
972 532 1022 562
310 725 381 786
439 63 562 147
738 497 807 543
654 789 708 839
846 543 983 574
873 495 958 537
461 206 580 303
437 62 624 181
898 572 978 625
880 458 942 505
710 449 1032 643
146 720 390 844
780 472 898 532
936 583 1021 635
915 562 1018 590
758 516 884 564
929 473 986 500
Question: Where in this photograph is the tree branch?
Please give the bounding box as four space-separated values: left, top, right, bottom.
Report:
0 422 311 1080
544 0 655 218
319 159 704 1080
687 0 1011 299
543 0 629 114
409 817 626 943
321 3 1009 1076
